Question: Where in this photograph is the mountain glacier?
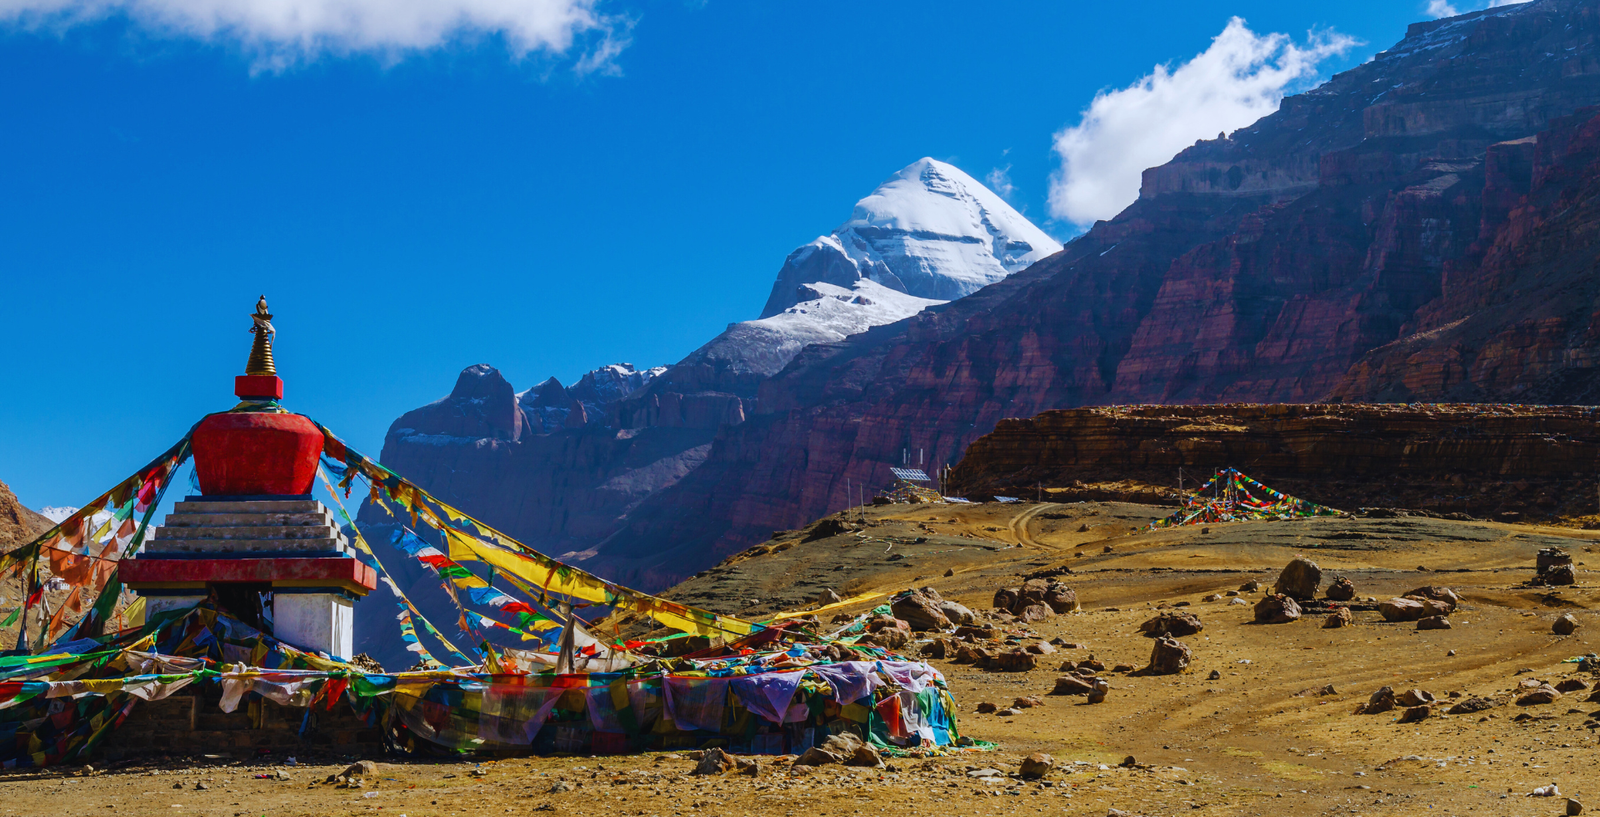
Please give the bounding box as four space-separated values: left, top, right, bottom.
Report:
692 158 1060 376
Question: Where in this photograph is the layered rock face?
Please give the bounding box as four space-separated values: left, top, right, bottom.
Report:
0 479 49 552
949 404 1600 521
579 0 1600 590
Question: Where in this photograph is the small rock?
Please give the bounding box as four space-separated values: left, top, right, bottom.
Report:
1554 613 1580 635
1239 580 1260 592
1396 705 1430 723
1568 797 1585 816
1517 684 1563 706
1554 678 1589 693
1446 696 1497 715
549 780 574 793
1417 615 1451 631
1018 752 1054 778
976 701 998 714
1323 607 1352 629
1403 586 1460 611
1253 593 1301 624
1013 696 1044 709
1051 674 1095 696
1546 564 1577 586
1228 597 1248 606
1138 611 1204 638
1396 689 1435 707
1086 678 1110 704
341 761 379 779
1112 663 1136 673
996 707 1021 716
1146 636 1191 675
692 747 734 775
1207 669 1221 680
1202 593 1222 603
1359 686 1396 715
1324 576 1356 601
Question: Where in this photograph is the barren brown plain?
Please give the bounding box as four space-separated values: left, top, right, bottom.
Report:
3 498 1598 817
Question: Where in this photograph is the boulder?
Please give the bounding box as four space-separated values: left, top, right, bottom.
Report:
1016 604 1053 623
793 733 864 766
920 639 955 659
1396 689 1435 707
1042 584 1080 613
891 591 951 632
1238 580 1261 593
1403 586 1460 612
842 743 884 769
993 588 1020 611
1446 696 1498 715
1086 678 1110 704
1146 636 1191 675
1397 705 1431 723
1018 752 1054 778
1546 563 1577 585
1517 684 1563 705
1325 576 1356 601
1554 613 1581 635
1378 598 1429 622
1253 594 1301 624
1138 611 1204 638
938 601 976 626
1323 608 1352 629
1417 615 1452 631
1273 557 1322 600
1359 686 1396 715
1050 674 1095 695
986 649 1038 673
340 761 380 779
858 626 910 650
1537 547 1573 575
1554 678 1589 693
692 747 735 775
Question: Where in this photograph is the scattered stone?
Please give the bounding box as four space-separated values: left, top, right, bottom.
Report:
815 588 844 606
1087 678 1110 704
986 649 1038 673
692 748 734 775
341 761 379 779
892 590 951 632
794 733 867 767
938 600 977 626
1324 576 1356 601
1396 689 1435 707
944 568 956 578
1323 607 1352 629
1273 557 1322 600
1403 586 1460 612
1547 564 1577 586
1018 752 1054 778
1537 547 1573 575
1554 613 1581 635
1417 615 1452 631
1013 696 1044 709
549 780 574 793
1253 593 1301 624
1202 593 1223 603
1051 675 1095 695
1569 797 1585 816
1554 678 1589 693
1446 696 1498 715
1112 663 1136 673
1017 604 1054 623
1517 684 1563 706
1239 580 1260 592
1207 669 1222 680
844 743 884 769
1024 640 1057 655
1358 687 1396 715
1146 636 1191 675
1138 611 1204 638
976 702 998 714
1378 597 1433 622
1397 705 1431 723
1228 597 1248 606
1532 783 1563 797
736 758 760 776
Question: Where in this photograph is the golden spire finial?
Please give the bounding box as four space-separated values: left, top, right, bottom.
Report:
245 295 277 376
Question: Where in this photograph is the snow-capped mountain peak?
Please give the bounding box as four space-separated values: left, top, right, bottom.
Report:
760 158 1060 318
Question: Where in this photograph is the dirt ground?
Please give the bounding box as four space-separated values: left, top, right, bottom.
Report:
3 500 1599 816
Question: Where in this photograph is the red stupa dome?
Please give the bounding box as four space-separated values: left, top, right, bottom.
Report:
190 296 323 497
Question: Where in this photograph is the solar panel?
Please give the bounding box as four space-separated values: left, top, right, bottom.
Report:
890 467 931 482
943 496 972 503
994 496 1020 503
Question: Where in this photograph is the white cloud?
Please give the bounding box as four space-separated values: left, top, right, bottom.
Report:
1426 0 1460 17
0 0 622 70
1047 18 1356 227
985 164 1016 201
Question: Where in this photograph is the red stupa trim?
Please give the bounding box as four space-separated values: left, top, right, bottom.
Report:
192 412 323 496
235 375 284 400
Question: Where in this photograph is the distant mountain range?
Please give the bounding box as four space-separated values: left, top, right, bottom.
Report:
359 157 1055 574
373 0 1600 595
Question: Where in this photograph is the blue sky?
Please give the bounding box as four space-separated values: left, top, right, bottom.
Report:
0 0 1456 509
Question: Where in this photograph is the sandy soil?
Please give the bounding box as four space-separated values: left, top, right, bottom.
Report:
3 501 1599 816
